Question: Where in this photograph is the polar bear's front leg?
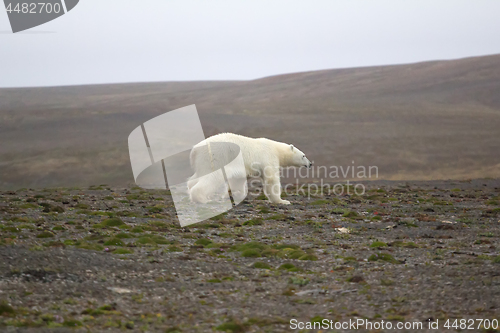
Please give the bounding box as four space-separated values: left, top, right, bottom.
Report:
263 174 290 205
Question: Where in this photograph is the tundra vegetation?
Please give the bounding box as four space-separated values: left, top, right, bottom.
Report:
0 179 499 332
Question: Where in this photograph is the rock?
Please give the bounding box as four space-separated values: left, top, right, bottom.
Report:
108 287 133 294
294 289 325 296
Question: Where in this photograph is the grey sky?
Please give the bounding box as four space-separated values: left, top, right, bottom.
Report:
1 0 500 88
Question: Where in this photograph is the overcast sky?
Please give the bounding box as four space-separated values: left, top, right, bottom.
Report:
1 0 500 87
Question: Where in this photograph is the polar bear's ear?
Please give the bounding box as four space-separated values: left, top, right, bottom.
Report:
290 144 294 151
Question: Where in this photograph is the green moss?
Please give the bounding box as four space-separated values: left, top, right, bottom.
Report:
151 235 170 244
287 250 307 259
493 256 500 264
258 206 271 214
3 226 20 232
41 204 65 213
298 254 318 261
0 301 15 316
311 316 325 324
19 203 38 209
136 236 156 245
368 253 400 264
216 320 246 332
147 205 165 213
243 218 263 226
331 208 347 215
36 231 55 238
168 245 182 252
9 217 35 223
114 248 133 254
279 263 299 272
433 201 453 206
208 278 222 283
101 218 124 227
267 214 287 221
253 262 271 269
241 249 261 258
62 319 82 327
116 211 141 217
381 279 395 286
289 276 309 286
272 243 300 250
40 314 54 322
261 249 280 257
255 193 267 200
343 211 359 218
399 221 418 228
195 238 212 247
115 232 132 239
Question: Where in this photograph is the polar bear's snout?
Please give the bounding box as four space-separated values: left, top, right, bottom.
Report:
302 154 312 168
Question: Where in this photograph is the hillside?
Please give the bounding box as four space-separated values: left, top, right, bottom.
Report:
1 54 500 189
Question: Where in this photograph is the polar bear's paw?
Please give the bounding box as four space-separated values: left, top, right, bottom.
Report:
271 199 290 205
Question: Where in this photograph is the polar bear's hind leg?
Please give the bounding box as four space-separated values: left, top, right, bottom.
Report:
187 176 199 190
189 181 210 203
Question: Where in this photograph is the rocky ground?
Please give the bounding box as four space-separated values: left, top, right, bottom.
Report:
0 179 499 332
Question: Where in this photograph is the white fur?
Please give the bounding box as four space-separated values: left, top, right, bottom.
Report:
187 133 311 204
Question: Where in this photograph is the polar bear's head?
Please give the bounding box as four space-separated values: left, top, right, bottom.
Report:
288 144 312 168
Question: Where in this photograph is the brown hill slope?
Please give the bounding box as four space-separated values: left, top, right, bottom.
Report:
1 54 499 189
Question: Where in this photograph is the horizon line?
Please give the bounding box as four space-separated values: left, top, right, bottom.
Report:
1 52 499 90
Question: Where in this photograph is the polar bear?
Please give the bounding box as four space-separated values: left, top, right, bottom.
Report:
187 133 312 204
